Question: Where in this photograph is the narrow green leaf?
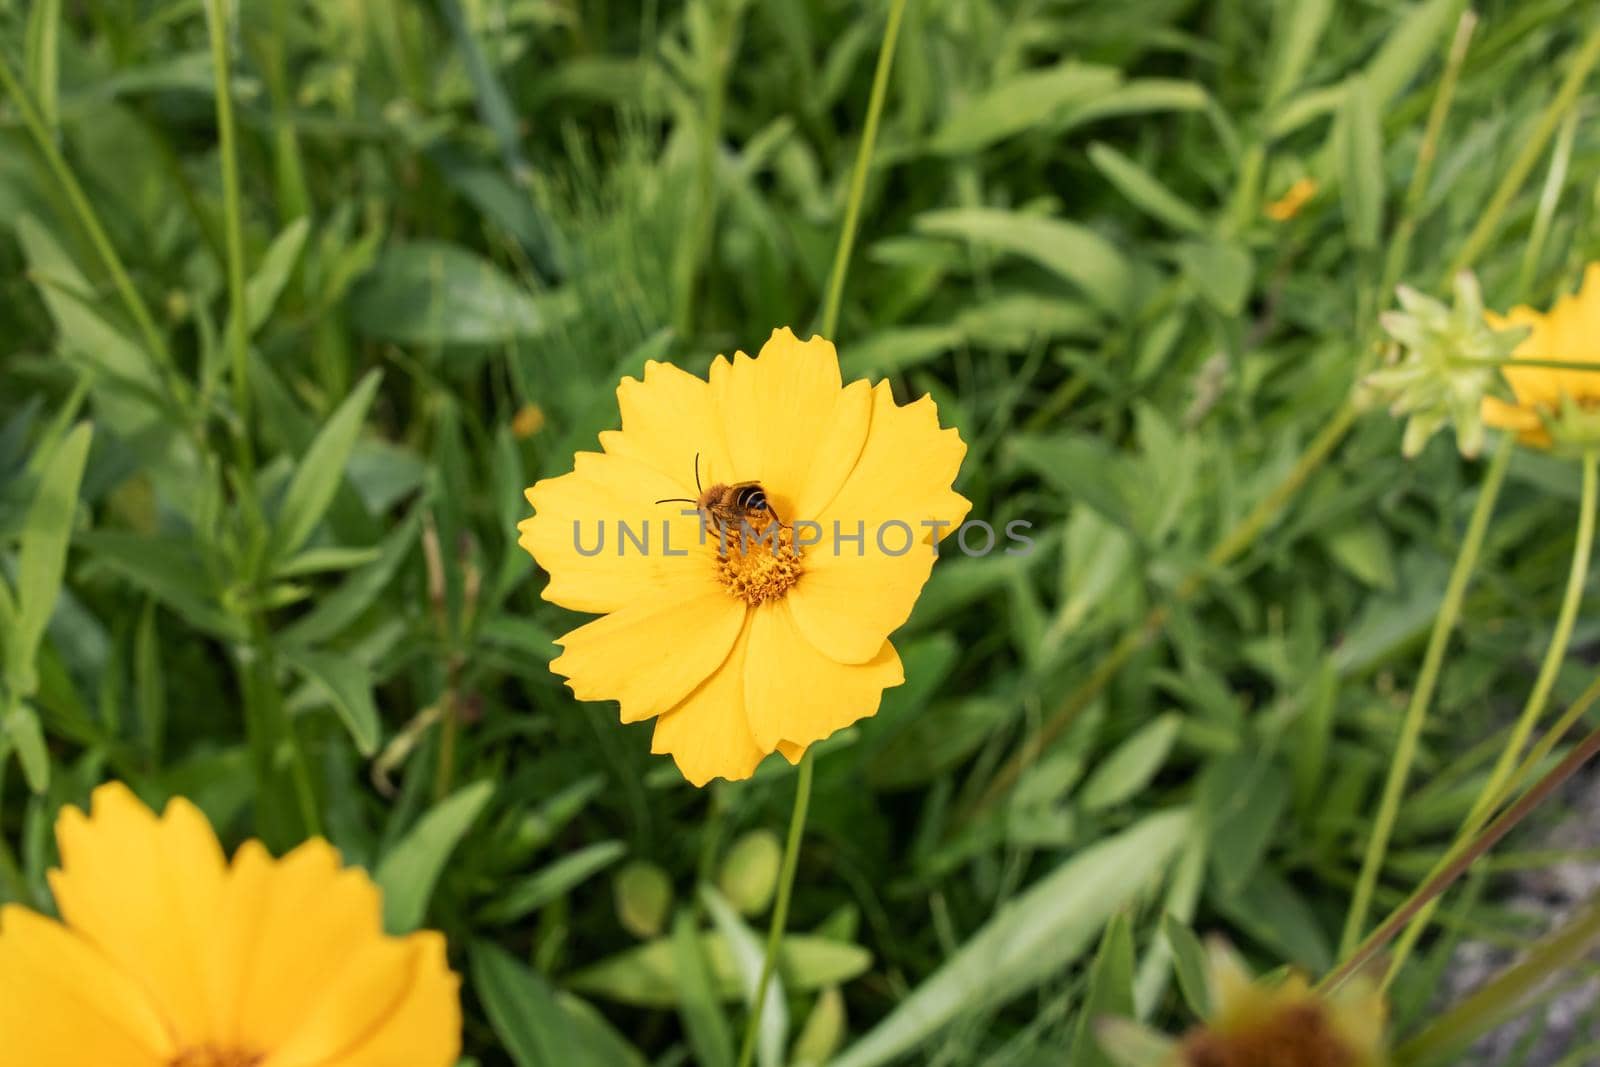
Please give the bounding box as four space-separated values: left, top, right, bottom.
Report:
1081 714 1183 812
280 646 382 756
6 703 50 793
23 0 62 131
672 911 737 1067
1162 914 1212 1018
375 779 494 932
930 64 1121 153
269 369 382 563
830 810 1191 1067
135 600 166 764
472 942 585 1067
1265 0 1334 109
349 241 550 344
916 208 1135 318
1067 911 1137 1067
1088 143 1207 234
245 217 310 333
1336 75 1384 249
1176 240 1254 315
281 505 423 646
479 841 626 924
701 885 786 1067
15 422 92 697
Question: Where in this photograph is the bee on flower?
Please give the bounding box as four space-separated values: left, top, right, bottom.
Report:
517 327 969 785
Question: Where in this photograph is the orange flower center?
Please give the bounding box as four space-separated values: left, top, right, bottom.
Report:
1180 1002 1356 1067
715 518 804 604
170 1047 264 1067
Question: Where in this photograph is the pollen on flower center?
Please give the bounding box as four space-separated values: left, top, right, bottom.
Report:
170 1047 265 1067
715 519 804 604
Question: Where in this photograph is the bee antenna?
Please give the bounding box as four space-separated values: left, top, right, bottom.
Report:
694 452 703 493
655 496 697 505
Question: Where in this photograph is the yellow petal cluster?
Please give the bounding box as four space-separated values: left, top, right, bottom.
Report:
0 783 461 1067
518 327 969 785
1483 263 1600 450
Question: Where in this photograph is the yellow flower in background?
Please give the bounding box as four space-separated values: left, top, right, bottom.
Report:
1482 263 1600 451
1264 177 1318 222
0 783 460 1067
518 327 969 785
1098 940 1388 1067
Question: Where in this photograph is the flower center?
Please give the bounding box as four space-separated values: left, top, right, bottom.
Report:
170 1047 264 1067
715 518 803 604
1180 1002 1356 1067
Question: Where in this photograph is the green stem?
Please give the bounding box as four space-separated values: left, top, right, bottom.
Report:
0 50 173 374
673 2 741 339
1448 22 1600 277
204 0 256 481
1380 10 1475 300
1457 356 1600 374
1339 433 1512 955
1395 892 1600 1065
818 0 908 340
1383 447 1598 983
1322 717 1600 993
736 753 814 1067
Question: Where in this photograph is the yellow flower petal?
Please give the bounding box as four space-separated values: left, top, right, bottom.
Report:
1481 394 1550 447
745 599 904 751
604 359 735 495
710 328 873 519
0 906 173 1065
553 581 747 724
310 933 461 1067
48 782 227 1041
520 450 716 614
787 383 969 663
652 625 767 785
220 840 389 1054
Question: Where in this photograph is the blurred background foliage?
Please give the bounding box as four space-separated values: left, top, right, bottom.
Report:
2 0 1600 1064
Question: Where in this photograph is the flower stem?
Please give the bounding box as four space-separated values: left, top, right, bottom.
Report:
818 0 908 340
736 753 814 1067
1381 446 1598 983
1448 21 1600 277
1322 717 1600 994
1394 891 1600 1065
204 0 257 485
1339 433 1512 955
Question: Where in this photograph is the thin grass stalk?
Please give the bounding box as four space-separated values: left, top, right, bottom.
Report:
1339 432 1513 954
735 753 813 1067
819 0 909 339
1383 447 1599 983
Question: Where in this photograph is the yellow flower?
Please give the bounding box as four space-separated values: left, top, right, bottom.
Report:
1482 263 1600 451
518 327 969 785
1264 178 1317 222
0 783 461 1067
1099 941 1388 1067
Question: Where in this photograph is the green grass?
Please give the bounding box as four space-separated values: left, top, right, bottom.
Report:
3 1 1600 1065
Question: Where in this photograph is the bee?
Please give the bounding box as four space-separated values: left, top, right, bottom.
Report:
656 454 782 542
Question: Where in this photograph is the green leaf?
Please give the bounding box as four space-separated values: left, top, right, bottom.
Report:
280 646 382 756
1176 240 1254 315
281 505 423 646
1325 523 1397 589
1081 714 1183 812
1089 143 1207 234
78 532 244 640
916 208 1136 318
1067 911 1137 1067
830 810 1191 1067
375 779 494 932
1265 0 1334 109
349 241 550 344
931 63 1121 153
672 910 737 1067
703 885 787 1067
480 841 626 924
472 942 588 1067
1162 913 1212 1018
616 861 675 939
5 702 50 793
245 217 310 333
1336 74 1384 249
14 422 92 697
269 369 382 563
